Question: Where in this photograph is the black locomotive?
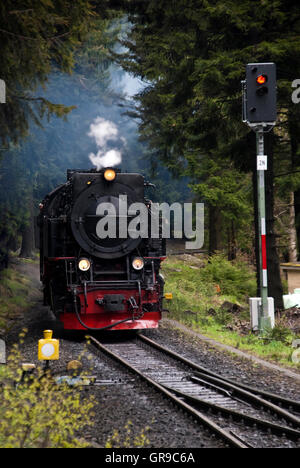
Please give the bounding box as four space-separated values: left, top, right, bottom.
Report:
37 168 166 330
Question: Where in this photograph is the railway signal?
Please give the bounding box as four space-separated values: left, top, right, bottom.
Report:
242 63 277 333
38 330 59 362
244 63 277 124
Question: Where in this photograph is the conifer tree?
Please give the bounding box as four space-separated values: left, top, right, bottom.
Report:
116 0 300 307
0 1 119 260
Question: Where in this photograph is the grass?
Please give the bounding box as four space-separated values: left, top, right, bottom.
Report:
162 253 300 369
0 265 32 334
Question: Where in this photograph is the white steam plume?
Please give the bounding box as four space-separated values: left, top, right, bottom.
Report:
88 117 123 170
89 149 122 170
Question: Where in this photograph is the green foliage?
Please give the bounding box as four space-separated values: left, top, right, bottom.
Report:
0 267 32 333
0 335 96 448
162 254 256 319
199 254 257 301
0 5 121 261
213 308 233 326
105 420 151 448
162 256 215 316
117 0 300 258
163 254 299 367
0 0 100 146
262 321 293 345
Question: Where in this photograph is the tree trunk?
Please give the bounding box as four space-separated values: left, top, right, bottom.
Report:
19 194 35 259
288 106 300 260
19 221 35 258
209 205 223 255
295 188 300 260
227 220 237 261
264 133 283 309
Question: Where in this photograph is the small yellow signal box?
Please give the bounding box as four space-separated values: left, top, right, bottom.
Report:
38 330 59 361
164 293 173 300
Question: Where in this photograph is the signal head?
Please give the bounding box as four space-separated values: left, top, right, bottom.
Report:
245 63 277 124
256 74 268 85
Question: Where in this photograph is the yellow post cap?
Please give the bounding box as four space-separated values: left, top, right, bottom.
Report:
43 330 53 339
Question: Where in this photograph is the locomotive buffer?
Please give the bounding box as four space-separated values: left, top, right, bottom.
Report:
242 63 276 333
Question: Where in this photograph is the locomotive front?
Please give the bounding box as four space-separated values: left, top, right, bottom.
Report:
38 168 166 331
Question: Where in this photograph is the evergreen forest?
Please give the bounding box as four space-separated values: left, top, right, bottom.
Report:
0 0 300 310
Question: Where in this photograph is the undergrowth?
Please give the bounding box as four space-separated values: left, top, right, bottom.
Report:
162 254 300 367
0 267 32 333
0 333 96 448
105 420 151 448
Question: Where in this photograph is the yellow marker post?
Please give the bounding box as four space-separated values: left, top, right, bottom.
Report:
38 330 59 361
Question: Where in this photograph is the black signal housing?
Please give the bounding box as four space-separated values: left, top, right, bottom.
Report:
245 63 277 123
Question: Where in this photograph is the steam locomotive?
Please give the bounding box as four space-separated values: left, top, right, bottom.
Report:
37 168 166 331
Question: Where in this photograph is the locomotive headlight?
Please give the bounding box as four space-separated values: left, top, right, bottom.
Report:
104 168 116 182
132 257 144 271
78 258 91 272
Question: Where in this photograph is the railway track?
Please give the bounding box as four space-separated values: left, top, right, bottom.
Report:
88 333 300 448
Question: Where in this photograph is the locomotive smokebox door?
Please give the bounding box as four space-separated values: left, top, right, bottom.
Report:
70 170 146 259
103 294 125 312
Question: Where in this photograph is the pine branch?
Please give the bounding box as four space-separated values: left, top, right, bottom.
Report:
274 169 300 178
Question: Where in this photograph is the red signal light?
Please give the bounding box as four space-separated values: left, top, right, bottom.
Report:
256 74 267 85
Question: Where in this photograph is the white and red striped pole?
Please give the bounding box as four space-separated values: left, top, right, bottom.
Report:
261 216 267 288
256 129 271 332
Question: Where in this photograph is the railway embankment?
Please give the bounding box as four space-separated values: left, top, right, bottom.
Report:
0 257 39 337
0 256 299 448
1 254 300 373
162 253 300 370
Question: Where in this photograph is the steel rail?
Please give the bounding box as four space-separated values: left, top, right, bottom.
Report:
195 373 300 413
192 372 300 427
88 335 249 449
162 384 300 440
138 334 300 420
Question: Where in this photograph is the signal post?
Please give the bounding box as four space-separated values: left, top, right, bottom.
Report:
256 127 270 330
242 63 277 333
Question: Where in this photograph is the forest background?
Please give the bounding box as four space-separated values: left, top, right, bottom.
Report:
0 0 300 310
